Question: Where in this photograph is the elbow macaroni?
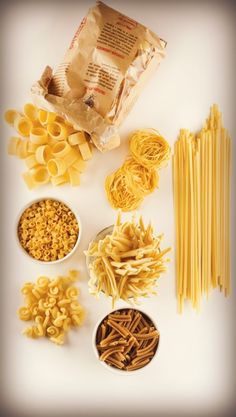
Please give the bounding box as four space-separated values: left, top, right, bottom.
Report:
4 103 93 189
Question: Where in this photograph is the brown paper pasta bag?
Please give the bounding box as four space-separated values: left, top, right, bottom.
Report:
31 1 166 151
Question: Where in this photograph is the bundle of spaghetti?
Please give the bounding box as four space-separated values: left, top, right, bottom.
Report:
129 129 170 169
105 129 170 211
4 103 92 189
173 104 231 312
105 168 143 211
85 212 171 306
96 308 159 371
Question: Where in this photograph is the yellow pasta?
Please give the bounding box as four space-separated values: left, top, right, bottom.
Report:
5 103 93 188
33 166 50 185
30 127 48 145
122 158 159 196
14 116 33 137
105 168 143 212
25 154 38 169
47 121 69 141
16 139 29 159
18 199 79 260
105 129 170 211
63 148 80 167
23 103 38 121
173 104 231 312
85 212 171 306
18 271 85 345
68 166 80 186
130 129 170 169
50 173 69 186
22 171 36 190
68 131 87 146
47 158 66 176
72 158 86 173
35 145 52 164
52 141 71 157
28 142 39 153
38 109 56 125
4 109 20 125
8 137 21 155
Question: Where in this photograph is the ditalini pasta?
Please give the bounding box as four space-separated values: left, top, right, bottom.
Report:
173 104 231 312
85 212 171 306
18 271 85 345
96 309 159 371
105 129 170 211
4 103 94 188
17 199 79 262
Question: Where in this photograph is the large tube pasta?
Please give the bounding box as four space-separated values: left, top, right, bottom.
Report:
14 116 33 137
33 166 50 184
35 145 52 164
38 109 56 125
68 167 80 186
4 109 20 126
72 158 86 173
68 131 87 146
50 174 69 186
16 139 29 159
8 137 21 155
30 127 48 145
24 103 38 121
25 155 39 169
52 141 71 158
4 102 92 188
47 158 67 176
22 171 36 190
63 148 79 167
47 122 69 141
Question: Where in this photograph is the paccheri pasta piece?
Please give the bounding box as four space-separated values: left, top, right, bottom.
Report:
105 129 170 211
85 212 171 306
18 271 85 345
4 103 94 188
96 308 159 371
17 199 79 262
173 104 231 312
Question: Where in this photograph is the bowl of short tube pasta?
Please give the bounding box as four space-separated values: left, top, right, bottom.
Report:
85 212 171 306
16 197 82 264
93 308 160 373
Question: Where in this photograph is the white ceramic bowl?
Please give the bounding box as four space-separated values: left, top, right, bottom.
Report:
16 197 82 264
92 307 160 375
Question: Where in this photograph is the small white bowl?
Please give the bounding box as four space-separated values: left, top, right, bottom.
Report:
92 307 160 375
16 197 82 264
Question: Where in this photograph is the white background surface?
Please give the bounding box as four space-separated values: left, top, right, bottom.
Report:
1 1 235 417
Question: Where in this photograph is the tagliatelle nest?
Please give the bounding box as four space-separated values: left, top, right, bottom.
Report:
129 129 171 169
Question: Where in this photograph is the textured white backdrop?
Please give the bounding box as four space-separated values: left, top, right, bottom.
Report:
1 1 235 416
